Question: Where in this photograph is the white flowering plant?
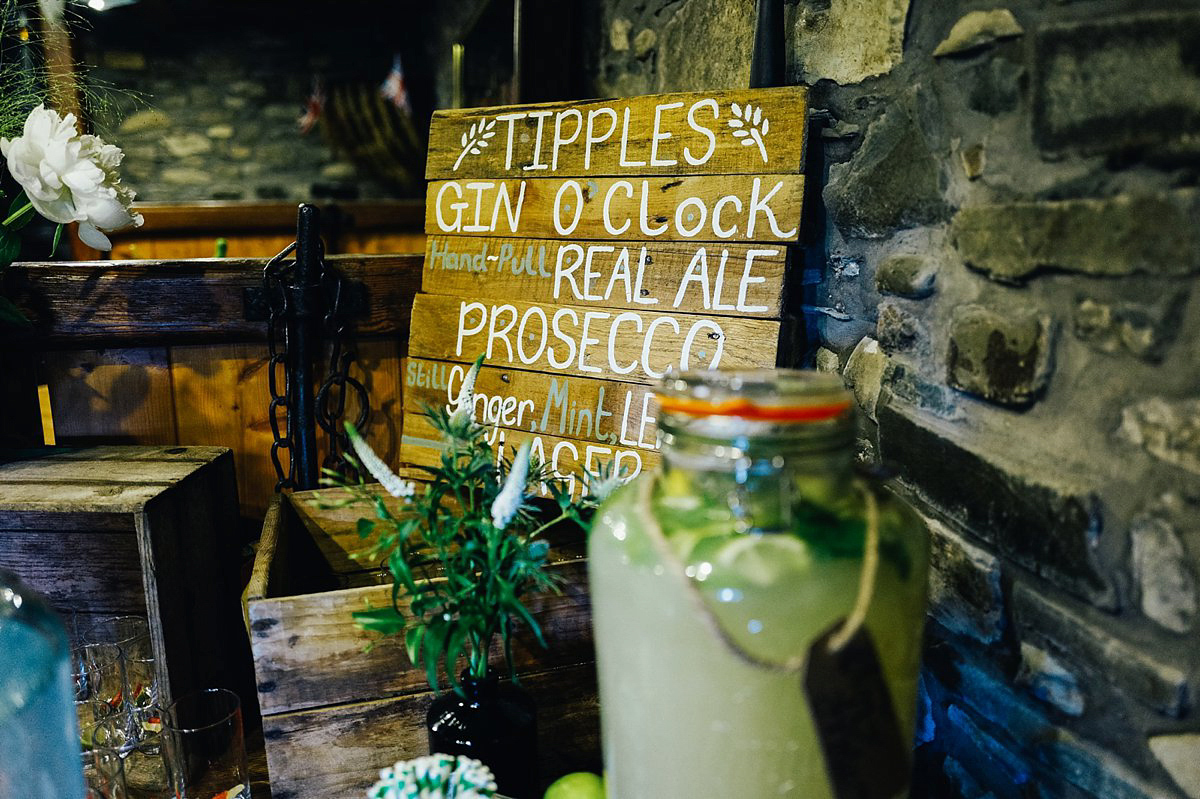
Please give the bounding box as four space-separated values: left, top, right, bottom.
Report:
0 0 143 326
320 356 615 695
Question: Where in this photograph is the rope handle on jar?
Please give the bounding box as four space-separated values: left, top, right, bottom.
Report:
635 476 881 673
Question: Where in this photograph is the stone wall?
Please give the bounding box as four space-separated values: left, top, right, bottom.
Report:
593 1 1200 797
76 8 423 203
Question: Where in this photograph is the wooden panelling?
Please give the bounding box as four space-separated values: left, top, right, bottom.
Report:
262 663 599 799
169 343 274 517
41 348 177 445
11 255 422 344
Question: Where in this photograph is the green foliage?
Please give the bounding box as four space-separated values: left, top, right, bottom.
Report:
322 382 603 695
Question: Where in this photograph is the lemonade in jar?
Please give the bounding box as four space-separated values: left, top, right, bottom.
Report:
588 371 929 799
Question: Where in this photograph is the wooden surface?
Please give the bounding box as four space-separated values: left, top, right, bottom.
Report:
246 490 600 799
407 292 783 383
425 175 805 242
71 200 427 261
8 254 422 517
401 87 808 489
262 663 599 799
422 235 789 316
10 254 422 343
0 446 251 711
426 87 808 178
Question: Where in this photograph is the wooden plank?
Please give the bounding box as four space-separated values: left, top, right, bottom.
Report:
0 510 133 532
114 200 425 234
426 87 808 178
408 292 781 385
402 358 660 452
169 343 274 517
136 450 254 711
425 175 805 243
400 415 658 497
262 663 600 799
9 254 422 343
422 235 788 317
287 484 589 583
0 481 169 512
0 458 207 485
41 347 178 446
249 556 592 715
6 445 227 462
0 530 146 614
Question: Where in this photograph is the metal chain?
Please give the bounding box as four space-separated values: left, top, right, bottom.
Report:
315 240 369 482
264 242 297 491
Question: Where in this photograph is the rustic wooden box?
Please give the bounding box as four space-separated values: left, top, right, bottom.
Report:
246 489 600 799
0 445 252 708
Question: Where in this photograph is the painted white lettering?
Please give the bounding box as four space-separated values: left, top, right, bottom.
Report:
684 99 718 166
649 101 683 167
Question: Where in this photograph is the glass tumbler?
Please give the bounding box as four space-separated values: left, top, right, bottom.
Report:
94 715 170 799
82 616 158 731
80 717 127 799
162 688 250 799
71 643 125 728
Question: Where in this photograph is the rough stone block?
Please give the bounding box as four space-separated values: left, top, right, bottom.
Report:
1073 292 1188 363
814 347 841 373
1149 735 1200 799
876 254 936 299
947 305 1053 406
882 364 961 419
826 91 951 239
933 9 1025 58
842 336 888 420
1129 495 1198 634
789 0 910 85
952 190 1200 283
162 132 213 159
1118 397 1200 477
1011 580 1190 717
1017 641 1085 717
926 516 1004 644
1033 11 1200 153
656 0 752 91
967 57 1025 116
878 404 1112 605
877 302 919 353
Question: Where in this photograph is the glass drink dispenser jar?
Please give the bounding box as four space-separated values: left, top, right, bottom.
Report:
589 371 930 799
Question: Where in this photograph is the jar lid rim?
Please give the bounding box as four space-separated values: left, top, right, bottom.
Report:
657 369 852 422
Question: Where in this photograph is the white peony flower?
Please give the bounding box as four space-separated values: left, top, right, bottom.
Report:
491 441 531 531
348 425 415 500
0 104 143 250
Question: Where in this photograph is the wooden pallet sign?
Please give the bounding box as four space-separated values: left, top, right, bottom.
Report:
401 87 808 494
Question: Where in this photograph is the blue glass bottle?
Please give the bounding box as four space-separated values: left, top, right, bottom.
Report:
0 568 86 798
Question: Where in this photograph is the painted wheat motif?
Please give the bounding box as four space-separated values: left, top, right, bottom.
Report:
727 102 770 164
452 118 498 171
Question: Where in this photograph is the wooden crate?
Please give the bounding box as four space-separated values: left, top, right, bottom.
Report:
0 445 253 710
246 489 600 799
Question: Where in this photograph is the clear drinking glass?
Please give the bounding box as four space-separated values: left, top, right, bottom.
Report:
71 643 125 728
162 688 250 799
80 717 128 799
82 616 159 731
93 715 170 799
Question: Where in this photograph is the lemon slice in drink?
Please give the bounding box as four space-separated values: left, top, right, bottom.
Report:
694 534 812 587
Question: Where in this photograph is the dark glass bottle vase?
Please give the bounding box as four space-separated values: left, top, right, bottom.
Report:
426 670 539 799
